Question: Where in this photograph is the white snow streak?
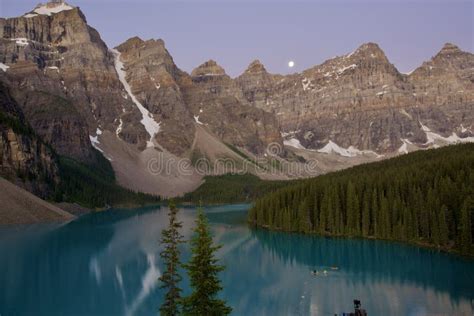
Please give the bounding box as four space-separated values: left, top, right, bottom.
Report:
0 63 9 72
47 66 59 73
112 49 161 147
283 138 305 150
337 64 357 74
194 115 203 125
116 119 123 136
399 109 412 120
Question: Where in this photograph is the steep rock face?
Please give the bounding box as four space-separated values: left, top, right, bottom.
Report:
0 81 59 198
115 37 194 155
235 60 277 110
184 60 282 154
237 43 474 153
408 43 474 136
0 3 147 162
115 38 283 156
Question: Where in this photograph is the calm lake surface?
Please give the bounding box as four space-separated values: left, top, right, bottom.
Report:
0 204 473 316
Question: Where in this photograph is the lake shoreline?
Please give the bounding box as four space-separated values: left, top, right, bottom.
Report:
249 223 474 259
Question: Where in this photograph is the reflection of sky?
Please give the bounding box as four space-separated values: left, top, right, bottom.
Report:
0 205 473 316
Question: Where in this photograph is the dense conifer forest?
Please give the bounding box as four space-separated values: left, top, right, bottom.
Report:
249 144 474 255
179 174 292 204
55 151 160 208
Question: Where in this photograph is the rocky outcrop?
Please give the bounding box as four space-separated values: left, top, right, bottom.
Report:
184 59 282 154
407 43 474 137
0 3 147 162
0 81 59 198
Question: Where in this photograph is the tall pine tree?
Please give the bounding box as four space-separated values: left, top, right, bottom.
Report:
159 201 184 316
182 207 232 315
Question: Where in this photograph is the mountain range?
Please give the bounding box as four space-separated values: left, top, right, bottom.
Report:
0 1 473 198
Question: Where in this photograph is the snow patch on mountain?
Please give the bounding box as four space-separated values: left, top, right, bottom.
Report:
399 109 412 120
48 66 59 73
112 49 161 147
12 38 29 47
194 115 203 125
398 139 413 154
89 130 102 150
302 78 314 91
337 64 357 74
0 63 9 72
420 122 474 145
281 130 300 138
283 138 305 150
116 119 123 136
345 50 356 59
33 2 74 16
318 141 355 157
318 141 382 158
89 128 113 160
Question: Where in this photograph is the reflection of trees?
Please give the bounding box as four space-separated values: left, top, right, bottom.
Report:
0 206 171 316
251 228 474 301
1 207 473 316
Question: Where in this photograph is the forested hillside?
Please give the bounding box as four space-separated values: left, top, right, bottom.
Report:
179 174 291 204
56 151 161 208
249 144 474 255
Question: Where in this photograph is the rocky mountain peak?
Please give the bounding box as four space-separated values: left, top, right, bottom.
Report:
422 42 473 72
116 36 145 51
438 42 462 54
25 1 75 17
433 42 467 62
245 60 267 74
349 42 388 61
191 60 226 77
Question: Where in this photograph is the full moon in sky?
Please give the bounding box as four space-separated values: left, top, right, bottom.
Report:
288 61 295 68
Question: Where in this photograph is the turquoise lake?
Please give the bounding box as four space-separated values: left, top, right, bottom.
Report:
0 204 473 315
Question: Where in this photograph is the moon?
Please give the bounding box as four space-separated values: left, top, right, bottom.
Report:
288 61 295 68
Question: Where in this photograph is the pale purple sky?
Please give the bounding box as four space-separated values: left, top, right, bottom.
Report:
1 0 473 77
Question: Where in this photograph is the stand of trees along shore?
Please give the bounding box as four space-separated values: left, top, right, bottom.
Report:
249 144 474 255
